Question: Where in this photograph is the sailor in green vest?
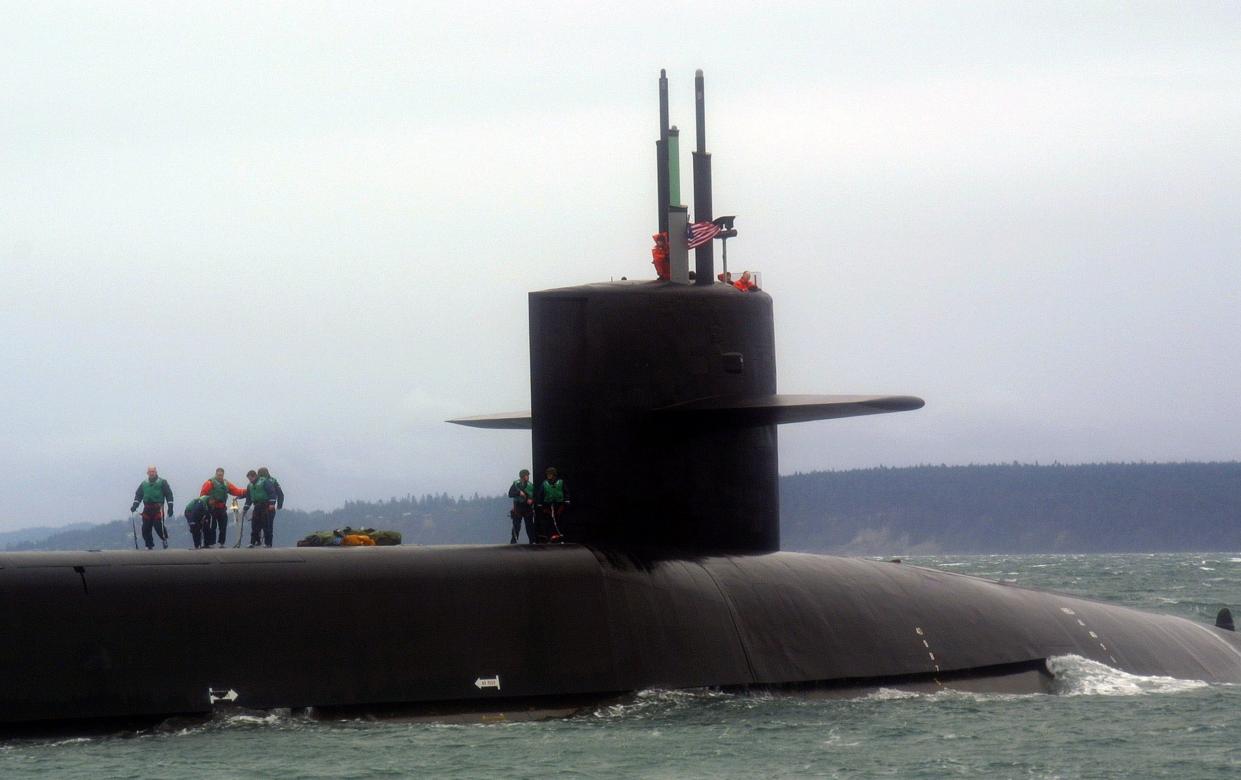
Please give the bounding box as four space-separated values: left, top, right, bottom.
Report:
183 495 213 549
242 470 263 547
507 469 536 544
243 466 284 547
535 466 569 543
198 468 247 547
262 466 285 516
130 465 173 549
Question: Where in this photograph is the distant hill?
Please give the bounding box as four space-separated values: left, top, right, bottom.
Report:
9 463 1241 554
781 462 1241 554
0 523 92 549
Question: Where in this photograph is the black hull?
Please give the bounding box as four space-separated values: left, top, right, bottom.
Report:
2 545 1237 728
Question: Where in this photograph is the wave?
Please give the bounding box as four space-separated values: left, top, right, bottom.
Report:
591 688 742 720
1047 654 1210 696
155 707 307 737
22 659 1215 743
862 687 923 701
850 655 1217 704
576 658 1220 719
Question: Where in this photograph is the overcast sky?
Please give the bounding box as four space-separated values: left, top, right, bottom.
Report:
3 2 1240 530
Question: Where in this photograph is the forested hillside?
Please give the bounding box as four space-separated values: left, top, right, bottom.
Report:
781 462 1241 553
11 463 1241 553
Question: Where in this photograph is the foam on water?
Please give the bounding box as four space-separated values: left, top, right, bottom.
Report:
591 688 741 720
43 738 93 748
1048 654 1210 696
862 687 922 701
158 708 306 738
219 711 290 727
592 657 1220 716
150 658 1221 738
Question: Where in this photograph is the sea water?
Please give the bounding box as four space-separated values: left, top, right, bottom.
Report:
2 553 1239 779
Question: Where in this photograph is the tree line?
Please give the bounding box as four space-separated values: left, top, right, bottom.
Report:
781 462 1241 553
10 462 1241 553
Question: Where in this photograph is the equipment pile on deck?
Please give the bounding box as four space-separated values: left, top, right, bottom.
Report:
296 527 403 547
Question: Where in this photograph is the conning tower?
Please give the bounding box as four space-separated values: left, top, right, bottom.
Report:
530 281 779 551
452 70 923 552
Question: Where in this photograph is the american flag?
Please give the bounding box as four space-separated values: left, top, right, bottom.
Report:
686 220 721 249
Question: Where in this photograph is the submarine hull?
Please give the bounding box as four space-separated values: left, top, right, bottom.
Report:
2 546 1238 727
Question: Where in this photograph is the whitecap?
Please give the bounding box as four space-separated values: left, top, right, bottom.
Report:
862 687 921 701
820 729 862 748
860 686 1036 704
45 737 93 747
591 687 735 719
222 712 286 726
1047 654 1209 696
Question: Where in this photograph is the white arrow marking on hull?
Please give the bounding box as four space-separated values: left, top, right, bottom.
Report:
474 675 501 690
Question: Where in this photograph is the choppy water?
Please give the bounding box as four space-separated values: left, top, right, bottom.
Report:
4 553 1241 779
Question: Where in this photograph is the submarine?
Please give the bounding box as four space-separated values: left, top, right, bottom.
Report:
2 70 1239 732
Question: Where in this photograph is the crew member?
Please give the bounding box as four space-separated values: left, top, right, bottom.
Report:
261 467 284 544
260 467 285 514
535 466 569 543
243 467 282 548
733 270 758 291
183 495 212 549
130 465 173 550
507 469 536 544
241 470 260 546
199 468 247 548
651 232 670 280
